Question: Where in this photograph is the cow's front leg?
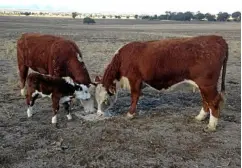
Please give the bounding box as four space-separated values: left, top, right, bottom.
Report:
26 93 38 118
63 102 72 120
127 79 141 119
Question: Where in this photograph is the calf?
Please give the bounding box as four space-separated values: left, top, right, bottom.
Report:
26 73 91 124
95 35 228 132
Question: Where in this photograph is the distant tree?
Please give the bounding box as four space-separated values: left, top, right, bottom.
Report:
183 11 193 21
217 12 230 21
165 11 171 20
134 14 138 19
194 12 205 20
83 17 96 24
72 12 78 19
24 12 31 16
126 16 130 19
205 13 216 21
102 15 106 19
158 14 167 20
141 15 151 20
232 11 241 21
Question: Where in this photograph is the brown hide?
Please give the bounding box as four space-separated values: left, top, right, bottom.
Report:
17 33 91 90
102 35 228 92
100 35 228 131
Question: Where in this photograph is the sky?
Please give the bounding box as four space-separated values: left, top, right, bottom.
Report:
0 0 241 14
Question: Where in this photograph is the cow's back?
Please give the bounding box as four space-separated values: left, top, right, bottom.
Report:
117 35 227 86
17 33 62 74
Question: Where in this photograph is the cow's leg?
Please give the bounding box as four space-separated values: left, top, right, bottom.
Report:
26 93 38 118
63 102 72 120
18 64 29 96
51 96 60 125
199 85 223 132
127 79 142 119
195 92 209 121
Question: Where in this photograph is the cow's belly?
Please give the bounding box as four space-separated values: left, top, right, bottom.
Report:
145 79 198 91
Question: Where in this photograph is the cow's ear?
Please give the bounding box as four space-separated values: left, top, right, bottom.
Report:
94 76 102 83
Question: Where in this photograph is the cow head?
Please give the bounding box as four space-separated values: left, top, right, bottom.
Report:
74 84 91 100
94 76 118 115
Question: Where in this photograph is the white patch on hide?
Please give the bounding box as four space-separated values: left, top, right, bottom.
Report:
27 106 33 117
32 90 52 98
195 107 208 121
77 53 83 62
119 76 131 90
52 115 57 124
207 109 218 131
62 76 75 86
66 114 72 120
59 96 72 104
167 79 199 91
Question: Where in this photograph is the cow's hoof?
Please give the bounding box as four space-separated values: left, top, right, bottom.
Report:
203 125 216 132
126 112 136 120
97 110 104 116
66 114 72 120
21 88 26 96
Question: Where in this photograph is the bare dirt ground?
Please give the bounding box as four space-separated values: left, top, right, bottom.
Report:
0 16 241 168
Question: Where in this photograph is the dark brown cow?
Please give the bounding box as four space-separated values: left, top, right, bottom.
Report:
26 73 91 124
95 35 228 132
17 33 91 96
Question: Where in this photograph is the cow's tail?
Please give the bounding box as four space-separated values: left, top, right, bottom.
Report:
219 43 228 110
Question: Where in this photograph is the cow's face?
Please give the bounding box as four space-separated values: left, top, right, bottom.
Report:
94 76 117 114
74 84 91 100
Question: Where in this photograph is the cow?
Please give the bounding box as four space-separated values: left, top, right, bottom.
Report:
95 35 228 132
17 33 92 97
25 72 91 124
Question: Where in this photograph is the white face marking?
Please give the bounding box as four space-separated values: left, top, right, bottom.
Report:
27 107 33 118
195 107 209 121
59 96 72 104
95 84 118 115
207 109 218 131
21 88 26 96
32 90 52 98
66 114 72 120
52 115 57 124
75 84 91 100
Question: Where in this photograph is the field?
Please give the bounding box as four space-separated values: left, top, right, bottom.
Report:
0 16 241 168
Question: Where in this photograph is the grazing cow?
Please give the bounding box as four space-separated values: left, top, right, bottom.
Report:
95 35 228 132
17 33 92 96
25 73 91 124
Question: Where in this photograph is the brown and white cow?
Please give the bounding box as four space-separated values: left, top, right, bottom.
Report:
95 35 228 132
17 33 92 96
26 73 91 124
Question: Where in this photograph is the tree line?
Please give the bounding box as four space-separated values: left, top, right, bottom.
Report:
139 11 241 21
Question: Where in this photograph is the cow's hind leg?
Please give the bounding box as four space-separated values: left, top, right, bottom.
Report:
63 102 72 120
195 92 209 121
199 85 224 132
18 64 29 96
